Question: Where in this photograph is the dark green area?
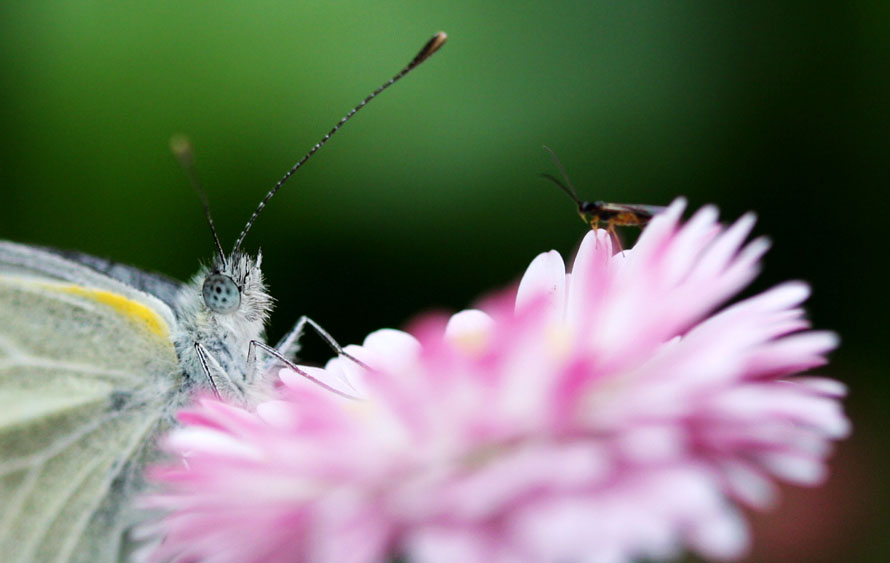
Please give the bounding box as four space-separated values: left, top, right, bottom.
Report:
1 2 886 561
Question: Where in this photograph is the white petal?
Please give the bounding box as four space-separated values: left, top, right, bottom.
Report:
166 427 261 460
662 205 720 285
690 212 757 280
688 506 749 561
720 460 778 509
515 249 566 315
759 451 827 485
445 309 495 355
255 400 301 428
793 377 848 397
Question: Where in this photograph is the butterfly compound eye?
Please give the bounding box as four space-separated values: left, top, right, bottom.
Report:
202 273 241 314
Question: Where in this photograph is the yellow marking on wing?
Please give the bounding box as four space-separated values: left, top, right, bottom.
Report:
40 282 170 339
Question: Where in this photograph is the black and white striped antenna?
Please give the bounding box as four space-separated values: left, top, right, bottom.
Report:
231 31 448 255
171 134 228 268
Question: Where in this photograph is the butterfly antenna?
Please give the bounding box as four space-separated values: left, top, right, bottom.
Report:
171 134 227 267
231 31 449 255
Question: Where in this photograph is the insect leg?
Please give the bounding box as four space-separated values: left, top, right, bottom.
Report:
271 315 310 362
607 220 624 253
273 315 372 371
248 339 359 399
194 342 245 400
193 343 220 399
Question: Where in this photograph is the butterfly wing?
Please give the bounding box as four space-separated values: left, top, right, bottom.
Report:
41 247 185 308
0 243 183 562
0 242 184 313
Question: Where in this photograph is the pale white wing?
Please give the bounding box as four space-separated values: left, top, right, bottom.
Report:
36 247 185 308
0 242 179 329
0 260 183 562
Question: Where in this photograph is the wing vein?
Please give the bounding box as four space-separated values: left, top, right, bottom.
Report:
56 411 167 563
0 402 125 475
0 464 41 545
16 450 108 563
0 356 136 382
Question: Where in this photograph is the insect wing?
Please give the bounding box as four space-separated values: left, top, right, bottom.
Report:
0 242 182 320
41 247 185 308
599 202 667 219
0 243 182 562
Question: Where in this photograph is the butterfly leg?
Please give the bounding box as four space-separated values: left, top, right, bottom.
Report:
194 342 245 400
273 315 371 371
269 315 309 363
193 343 220 398
247 339 359 399
246 316 371 390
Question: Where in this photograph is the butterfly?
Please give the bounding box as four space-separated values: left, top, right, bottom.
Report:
0 32 447 562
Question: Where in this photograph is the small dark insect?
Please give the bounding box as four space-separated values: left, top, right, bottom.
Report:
541 146 665 243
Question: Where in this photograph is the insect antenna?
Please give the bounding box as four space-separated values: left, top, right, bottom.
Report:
540 145 586 207
540 172 581 205
231 31 449 255
170 134 228 268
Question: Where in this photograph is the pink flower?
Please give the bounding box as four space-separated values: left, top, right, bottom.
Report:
142 199 849 563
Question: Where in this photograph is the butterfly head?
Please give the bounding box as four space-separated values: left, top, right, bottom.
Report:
172 251 273 402
202 273 240 314
200 252 272 324
174 32 448 331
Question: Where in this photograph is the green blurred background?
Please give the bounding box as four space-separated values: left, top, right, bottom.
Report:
1 2 886 561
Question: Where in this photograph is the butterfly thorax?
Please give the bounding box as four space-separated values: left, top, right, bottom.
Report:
172 251 273 399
